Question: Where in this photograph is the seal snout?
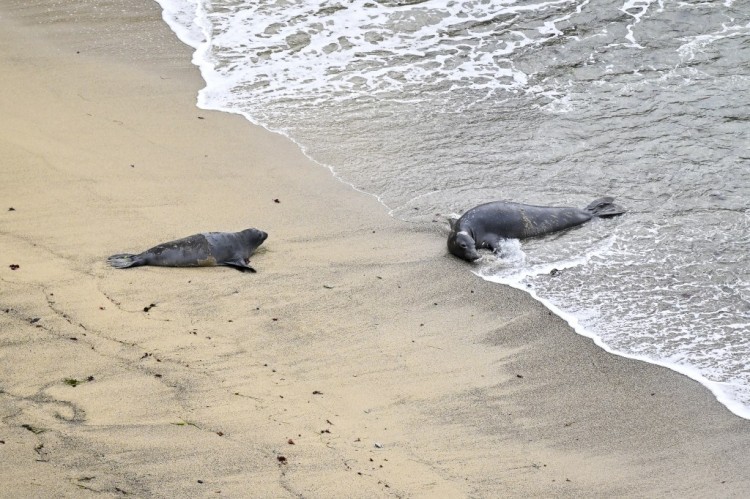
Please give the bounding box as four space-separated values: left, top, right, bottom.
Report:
463 249 481 262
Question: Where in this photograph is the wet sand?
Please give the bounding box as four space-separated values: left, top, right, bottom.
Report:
1 2 749 497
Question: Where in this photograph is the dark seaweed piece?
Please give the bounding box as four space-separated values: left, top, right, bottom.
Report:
21 424 45 434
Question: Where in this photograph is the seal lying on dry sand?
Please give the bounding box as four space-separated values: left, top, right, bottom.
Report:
448 197 625 262
108 228 268 272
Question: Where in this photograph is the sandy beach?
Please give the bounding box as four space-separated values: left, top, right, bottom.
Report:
1 2 749 497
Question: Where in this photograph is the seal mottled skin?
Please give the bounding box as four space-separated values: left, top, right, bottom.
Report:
448 197 625 262
107 228 268 272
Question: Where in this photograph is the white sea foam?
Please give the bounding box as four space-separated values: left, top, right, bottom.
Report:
677 19 750 62
155 0 614 108
155 0 202 48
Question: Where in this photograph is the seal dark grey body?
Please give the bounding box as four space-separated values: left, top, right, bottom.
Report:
108 228 267 272
448 197 625 262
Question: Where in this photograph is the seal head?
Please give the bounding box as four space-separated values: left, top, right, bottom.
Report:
447 230 480 262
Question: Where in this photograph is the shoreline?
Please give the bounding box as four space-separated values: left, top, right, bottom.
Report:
2 2 750 497
489 272 750 421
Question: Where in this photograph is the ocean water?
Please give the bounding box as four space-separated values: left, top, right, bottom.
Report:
154 0 750 418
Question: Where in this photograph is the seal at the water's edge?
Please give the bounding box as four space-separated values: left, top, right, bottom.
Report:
448 197 625 262
108 228 267 272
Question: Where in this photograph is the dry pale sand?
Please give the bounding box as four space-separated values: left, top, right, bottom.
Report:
1 2 749 498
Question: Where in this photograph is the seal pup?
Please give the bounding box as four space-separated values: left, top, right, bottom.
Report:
108 228 268 272
448 197 625 262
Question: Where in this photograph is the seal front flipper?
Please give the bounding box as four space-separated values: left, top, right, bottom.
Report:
222 259 257 273
107 253 146 269
479 234 504 253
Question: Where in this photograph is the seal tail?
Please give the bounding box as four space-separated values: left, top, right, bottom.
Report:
584 197 626 218
107 253 145 269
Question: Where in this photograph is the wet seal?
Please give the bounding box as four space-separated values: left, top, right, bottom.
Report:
448 197 625 262
108 228 267 272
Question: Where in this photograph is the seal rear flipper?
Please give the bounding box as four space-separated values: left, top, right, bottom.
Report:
107 253 145 269
584 197 626 218
223 260 257 273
